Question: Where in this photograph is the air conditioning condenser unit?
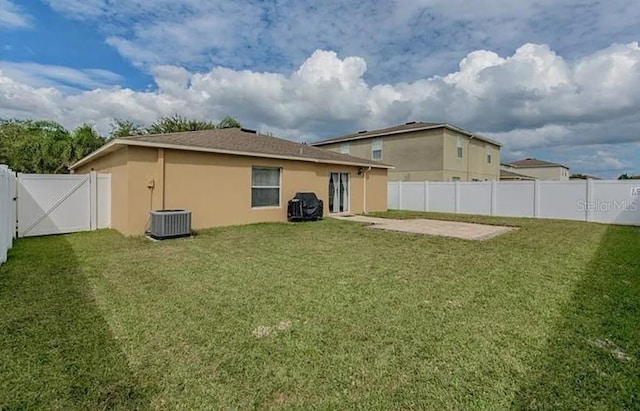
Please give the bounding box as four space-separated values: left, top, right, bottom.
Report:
149 209 191 240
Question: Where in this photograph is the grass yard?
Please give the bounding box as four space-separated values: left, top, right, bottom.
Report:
1 213 639 410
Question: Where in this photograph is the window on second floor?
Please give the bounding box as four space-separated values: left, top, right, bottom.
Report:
487 146 492 164
457 136 464 159
340 143 350 154
372 138 383 160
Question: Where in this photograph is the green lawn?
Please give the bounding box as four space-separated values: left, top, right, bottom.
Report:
1 214 638 410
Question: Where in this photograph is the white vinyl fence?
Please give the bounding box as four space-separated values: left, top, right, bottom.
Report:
0 166 17 265
1 168 111 267
389 180 640 226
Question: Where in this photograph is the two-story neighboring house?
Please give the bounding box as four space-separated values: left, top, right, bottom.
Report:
503 158 570 181
311 122 502 181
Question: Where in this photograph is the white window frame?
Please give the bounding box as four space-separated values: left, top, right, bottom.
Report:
372 138 383 160
486 146 492 164
457 136 464 159
251 166 281 208
340 143 350 154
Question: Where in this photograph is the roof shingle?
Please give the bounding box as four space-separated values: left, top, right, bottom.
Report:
71 128 391 170
500 169 537 180
311 121 501 147
509 158 568 169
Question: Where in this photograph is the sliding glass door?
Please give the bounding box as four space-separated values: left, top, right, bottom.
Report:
329 172 350 213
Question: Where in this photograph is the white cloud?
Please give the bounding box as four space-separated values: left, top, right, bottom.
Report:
42 0 640 84
0 0 33 29
0 62 122 91
0 43 639 177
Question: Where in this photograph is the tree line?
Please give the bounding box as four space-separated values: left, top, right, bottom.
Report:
0 115 241 174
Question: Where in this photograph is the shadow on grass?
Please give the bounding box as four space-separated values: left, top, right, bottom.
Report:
0 234 153 410
512 224 640 409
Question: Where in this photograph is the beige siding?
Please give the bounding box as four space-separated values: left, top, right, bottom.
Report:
389 170 446 181
323 129 445 181
322 127 500 181
441 129 500 181
514 166 569 181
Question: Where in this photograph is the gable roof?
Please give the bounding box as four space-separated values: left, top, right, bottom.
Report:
70 128 392 170
509 158 569 169
500 169 537 180
311 121 502 147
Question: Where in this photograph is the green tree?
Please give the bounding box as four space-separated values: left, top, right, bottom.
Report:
108 115 242 138
0 119 106 173
109 119 144 139
146 114 218 134
56 124 107 172
217 115 242 129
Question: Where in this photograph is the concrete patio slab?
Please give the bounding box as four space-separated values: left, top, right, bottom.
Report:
332 215 514 240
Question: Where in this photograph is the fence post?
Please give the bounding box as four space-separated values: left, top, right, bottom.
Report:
89 172 98 230
397 181 403 210
490 180 497 216
0 166 7 264
585 179 593 222
423 181 429 212
11 171 17 240
454 181 460 213
533 180 540 218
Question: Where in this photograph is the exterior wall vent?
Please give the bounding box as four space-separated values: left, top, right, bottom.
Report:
149 209 191 239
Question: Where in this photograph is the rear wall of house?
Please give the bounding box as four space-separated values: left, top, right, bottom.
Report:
76 147 388 235
74 147 129 233
320 128 501 181
442 129 500 181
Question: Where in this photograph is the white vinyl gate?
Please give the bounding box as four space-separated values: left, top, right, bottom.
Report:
17 172 111 237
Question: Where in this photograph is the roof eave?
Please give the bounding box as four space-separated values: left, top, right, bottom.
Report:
513 164 569 170
69 139 121 170
312 123 502 147
70 139 393 170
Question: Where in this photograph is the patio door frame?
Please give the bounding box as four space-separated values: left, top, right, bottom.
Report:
329 172 350 214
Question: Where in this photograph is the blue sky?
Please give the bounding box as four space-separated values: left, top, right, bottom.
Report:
1 0 639 177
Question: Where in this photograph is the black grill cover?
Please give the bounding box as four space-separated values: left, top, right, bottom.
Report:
287 192 324 221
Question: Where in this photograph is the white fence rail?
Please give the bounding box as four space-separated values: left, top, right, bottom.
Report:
1 166 17 265
389 180 640 226
17 172 111 237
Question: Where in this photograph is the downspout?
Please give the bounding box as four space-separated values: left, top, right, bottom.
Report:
363 166 372 214
158 148 165 209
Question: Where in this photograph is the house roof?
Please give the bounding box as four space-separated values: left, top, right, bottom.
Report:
70 128 393 171
500 169 537 180
570 174 602 180
311 121 502 147
509 158 569 169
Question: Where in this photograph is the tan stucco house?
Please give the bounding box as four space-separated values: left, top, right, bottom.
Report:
70 128 390 235
502 158 570 181
311 122 502 182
